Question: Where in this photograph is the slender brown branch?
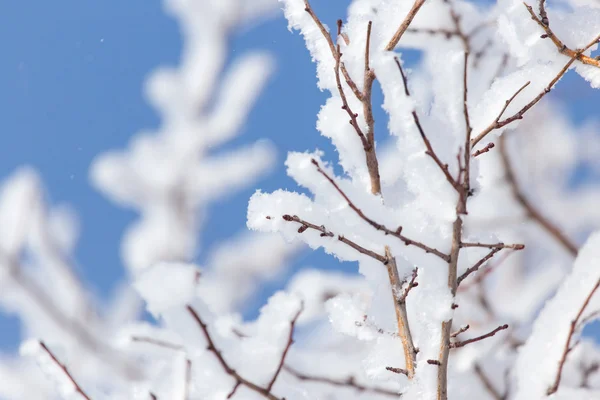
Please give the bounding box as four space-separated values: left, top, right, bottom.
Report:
187 305 283 400
386 366 409 376
451 325 470 338
498 135 578 256
450 324 509 348
303 1 369 151
362 21 382 195
266 304 304 392
281 214 387 263
39 341 92 400
385 247 418 379
460 242 525 250
473 31 600 147
471 81 530 147
547 279 600 395
394 57 462 194
457 248 502 286
284 365 400 397
473 142 495 157
311 159 450 261
0 251 135 377
184 359 191 400
525 3 600 68
399 267 419 303
474 363 505 400
385 0 427 51
131 336 184 351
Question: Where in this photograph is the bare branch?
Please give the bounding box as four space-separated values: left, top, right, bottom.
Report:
451 325 470 338
473 142 495 157
284 365 400 397
525 3 600 68
131 336 184 351
457 248 502 286
473 31 600 147
311 159 450 261
471 81 530 147
186 305 283 400
281 214 387 263
547 279 600 395
386 366 409 376
460 242 525 250
385 0 427 51
39 341 92 400
498 135 578 256
450 324 509 348
394 57 462 194
266 304 304 392
385 247 418 378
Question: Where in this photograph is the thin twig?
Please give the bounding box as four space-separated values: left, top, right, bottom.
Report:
547 279 600 395
385 0 428 50
525 3 600 68
450 324 509 348
394 57 462 194
39 341 92 400
474 363 505 400
284 365 400 397
498 135 578 256
131 336 184 351
385 247 418 378
471 81 530 147
266 305 304 392
386 366 409 376
312 159 450 261
303 1 369 151
473 142 495 157
187 306 283 400
457 248 502 286
451 325 470 338
281 214 387 263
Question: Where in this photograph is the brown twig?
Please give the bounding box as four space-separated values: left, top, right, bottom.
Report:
385 247 418 379
474 363 505 400
399 268 419 303
471 81 530 147
386 366 409 376
498 135 578 256
303 1 369 151
311 159 450 261
303 1 381 194
284 365 400 397
450 324 509 348
473 30 600 147
457 248 502 286
385 0 428 51
473 142 495 157
187 305 283 400
183 359 191 400
281 214 387 263
266 304 304 392
525 3 600 68
39 341 92 400
460 242 525 250
451 325 470 338
547 279 600 395
0 251 136 378
394 57 462 194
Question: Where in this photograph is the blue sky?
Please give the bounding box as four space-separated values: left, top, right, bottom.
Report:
0 1 598 350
